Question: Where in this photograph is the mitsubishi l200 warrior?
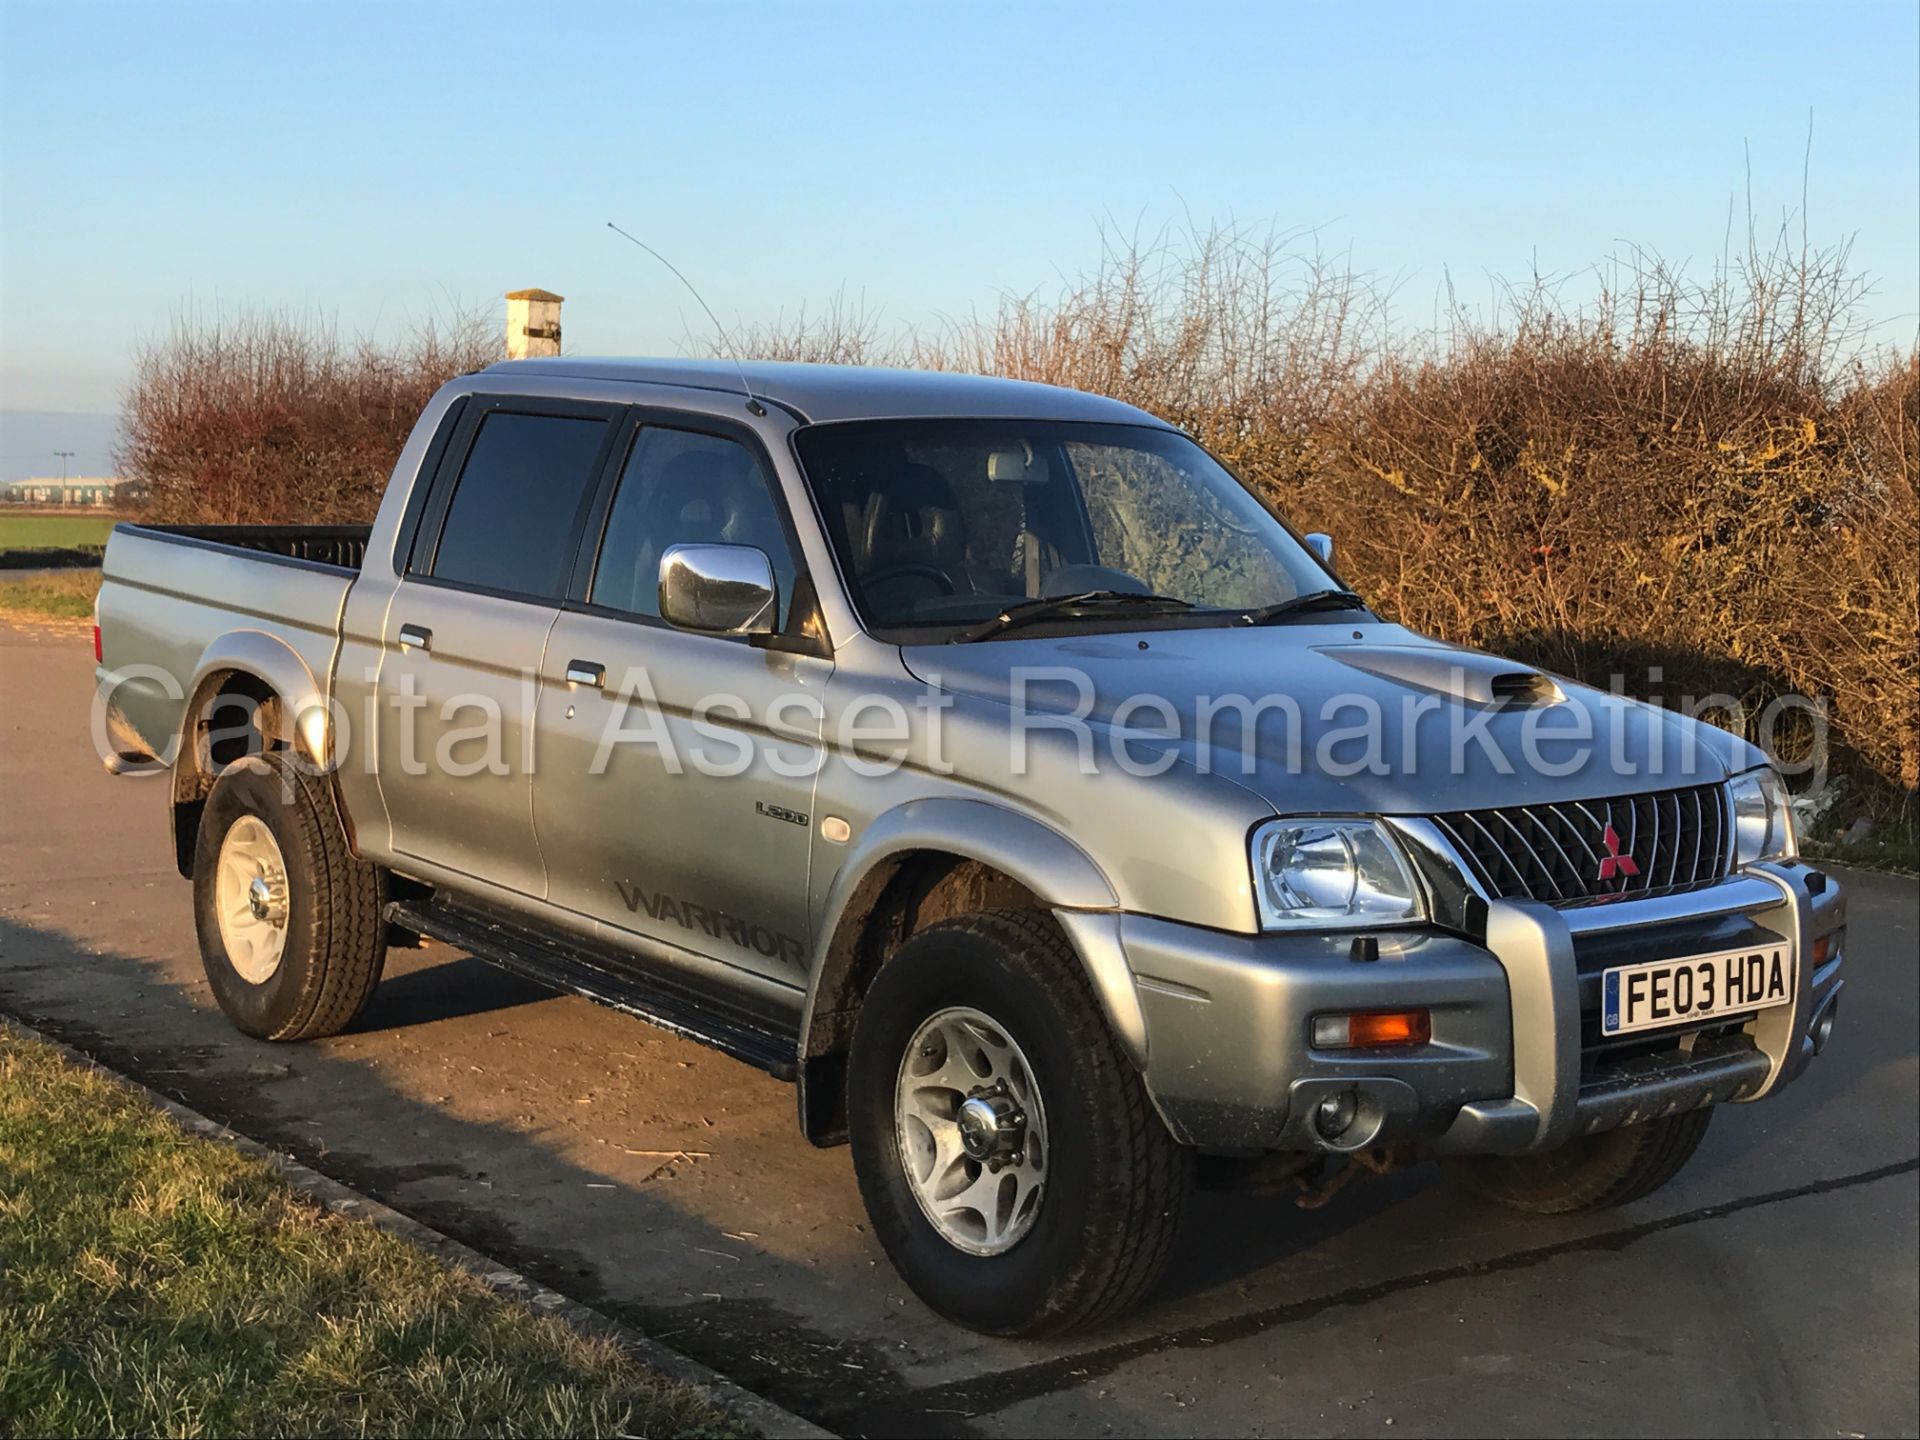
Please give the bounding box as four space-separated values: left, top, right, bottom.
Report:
94 359 1846 1336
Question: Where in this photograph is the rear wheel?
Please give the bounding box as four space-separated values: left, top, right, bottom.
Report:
1445 1108 1714 1215
193 752 387 1041
847 909 1189 1336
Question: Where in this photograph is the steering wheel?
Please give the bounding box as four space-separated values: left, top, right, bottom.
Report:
862 562 958 596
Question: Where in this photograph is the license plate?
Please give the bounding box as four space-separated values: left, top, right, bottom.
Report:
1601 944 1793 1037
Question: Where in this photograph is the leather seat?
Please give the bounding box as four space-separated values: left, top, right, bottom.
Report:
858 462 972 615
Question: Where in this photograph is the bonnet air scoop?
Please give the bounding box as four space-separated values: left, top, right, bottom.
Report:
1315 643 1566 706
1487 670 1564 706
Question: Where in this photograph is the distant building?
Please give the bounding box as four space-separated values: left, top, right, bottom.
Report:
2 476 144 507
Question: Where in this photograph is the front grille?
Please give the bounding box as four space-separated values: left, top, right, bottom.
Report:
1432 782 1731 906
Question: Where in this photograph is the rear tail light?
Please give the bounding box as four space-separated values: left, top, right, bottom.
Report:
1312 1009 1432 1049
92 624 103 664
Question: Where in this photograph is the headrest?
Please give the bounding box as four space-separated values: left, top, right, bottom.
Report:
863 462 967 569
648 450 762 540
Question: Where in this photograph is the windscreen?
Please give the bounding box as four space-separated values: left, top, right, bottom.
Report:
793 419 1333 634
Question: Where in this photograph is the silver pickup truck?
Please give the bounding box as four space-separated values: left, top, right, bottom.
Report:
95 358 1846 1335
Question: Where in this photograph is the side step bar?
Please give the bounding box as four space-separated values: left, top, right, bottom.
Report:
385 897 801 1081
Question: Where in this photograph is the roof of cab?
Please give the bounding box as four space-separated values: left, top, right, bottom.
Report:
482 357 1170 427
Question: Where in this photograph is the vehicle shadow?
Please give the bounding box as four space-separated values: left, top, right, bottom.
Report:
347 950 554 1034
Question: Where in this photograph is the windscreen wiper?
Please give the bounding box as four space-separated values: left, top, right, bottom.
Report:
950 590 1194 643
1241 588 1370 625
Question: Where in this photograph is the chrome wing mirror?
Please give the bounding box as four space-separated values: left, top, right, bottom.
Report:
658 544 777 636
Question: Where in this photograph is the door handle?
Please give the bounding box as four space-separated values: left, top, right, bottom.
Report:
397 624 432 652
565 659 606 688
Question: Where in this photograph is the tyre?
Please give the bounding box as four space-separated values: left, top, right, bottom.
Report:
1445 1107 1714 1215
192 752 387 1041
846 909 1189 1336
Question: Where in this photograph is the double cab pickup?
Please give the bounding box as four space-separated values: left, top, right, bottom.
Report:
95 359 1846 1334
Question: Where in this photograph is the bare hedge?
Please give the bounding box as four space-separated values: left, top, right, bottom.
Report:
118 312 497 525
117 232 1918 813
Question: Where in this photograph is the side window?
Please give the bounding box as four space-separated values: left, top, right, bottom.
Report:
428 410 610 599
588 427 797 624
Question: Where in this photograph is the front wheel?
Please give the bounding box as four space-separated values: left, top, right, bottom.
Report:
847 910 1189 1336
1445 1107 1714 1215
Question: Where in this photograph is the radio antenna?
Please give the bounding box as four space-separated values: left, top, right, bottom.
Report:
606 221 765 416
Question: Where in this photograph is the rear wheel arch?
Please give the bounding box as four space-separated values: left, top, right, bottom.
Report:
170 662 346 878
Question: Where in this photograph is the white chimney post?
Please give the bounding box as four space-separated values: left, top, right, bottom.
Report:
505 288 564 359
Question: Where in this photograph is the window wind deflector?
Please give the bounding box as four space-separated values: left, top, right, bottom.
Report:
949 590 1194 643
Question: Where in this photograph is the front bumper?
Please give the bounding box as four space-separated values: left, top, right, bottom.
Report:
1115 861 1846 1155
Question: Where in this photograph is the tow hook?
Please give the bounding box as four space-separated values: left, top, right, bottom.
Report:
1294 1145 1409 1210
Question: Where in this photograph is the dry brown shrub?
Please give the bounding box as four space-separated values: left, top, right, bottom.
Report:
1297 243 1916 814
742 224 1917 814
118 309 498 525
726 291 889 367
926 222 1380 471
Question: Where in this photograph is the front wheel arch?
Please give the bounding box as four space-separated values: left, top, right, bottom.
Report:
798 838 1147 1147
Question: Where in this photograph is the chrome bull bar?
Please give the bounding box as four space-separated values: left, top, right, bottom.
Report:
1434 861 1846 1155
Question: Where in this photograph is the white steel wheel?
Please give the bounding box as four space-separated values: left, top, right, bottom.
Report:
213 813 291 984
895 1005 1050 1256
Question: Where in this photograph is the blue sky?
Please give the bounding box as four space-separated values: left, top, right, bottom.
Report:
1 0 1915 460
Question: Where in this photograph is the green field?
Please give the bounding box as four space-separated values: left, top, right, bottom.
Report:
0 1028 748 1438
0 513 119 551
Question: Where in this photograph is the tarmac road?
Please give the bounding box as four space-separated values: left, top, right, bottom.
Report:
3 618 1915 1438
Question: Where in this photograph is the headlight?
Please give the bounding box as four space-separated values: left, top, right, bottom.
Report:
1728 768 1796 865
1251 818 1426 930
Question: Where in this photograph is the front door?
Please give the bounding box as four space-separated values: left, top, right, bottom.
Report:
532 420 829 992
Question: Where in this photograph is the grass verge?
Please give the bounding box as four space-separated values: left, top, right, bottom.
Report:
0 513 118 550
1802 821 1920 877
0 568 101 622
0 1028 750 1439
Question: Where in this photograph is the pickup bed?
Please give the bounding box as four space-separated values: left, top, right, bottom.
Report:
97 526 363 772
96 357 1847 1336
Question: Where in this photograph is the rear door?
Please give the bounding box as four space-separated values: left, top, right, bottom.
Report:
373 397 621 897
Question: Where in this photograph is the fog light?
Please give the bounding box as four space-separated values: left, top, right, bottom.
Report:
1314 1089 1359 1140
1312 1009 1431 1049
